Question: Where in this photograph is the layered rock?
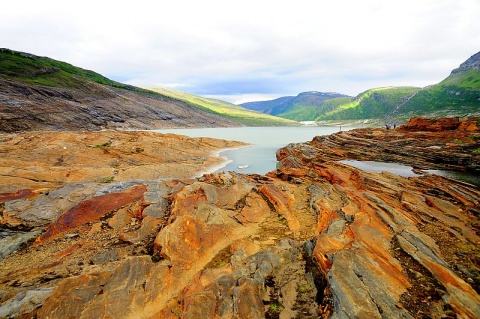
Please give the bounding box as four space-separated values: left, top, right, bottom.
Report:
1 119 480 318
0 130 247 193
277 116 480 173
0 77 241 132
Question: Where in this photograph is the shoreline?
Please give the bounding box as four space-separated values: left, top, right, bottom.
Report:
195 144 252 177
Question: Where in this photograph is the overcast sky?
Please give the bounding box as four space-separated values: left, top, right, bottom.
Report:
1 0 479 103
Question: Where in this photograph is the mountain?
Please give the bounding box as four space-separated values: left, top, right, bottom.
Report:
240 96 295 113
397 51 480 118
241 91 350 121
315 86 421 121
146 88 296 126
0 48 293 132
241 51 480 122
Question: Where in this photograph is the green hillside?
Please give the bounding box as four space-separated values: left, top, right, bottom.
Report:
314 87 420 121
241 51 480 122
241 91 350 121
278 96 352 120
400 69 480 117
147 87 297 126
0 48 149 94
0 48 296 127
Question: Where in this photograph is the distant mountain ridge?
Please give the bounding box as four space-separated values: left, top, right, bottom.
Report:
241 51 480 122
240 96 294 113
0 48 292 132
241 91 350 120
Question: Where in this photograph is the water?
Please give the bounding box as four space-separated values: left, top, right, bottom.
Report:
340 160 419 177
341 160 480 186
154 126 480 186
155 126 349 174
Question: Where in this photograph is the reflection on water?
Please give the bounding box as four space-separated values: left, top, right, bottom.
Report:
341 160 480 187
340 160 419 177
425 169 480 187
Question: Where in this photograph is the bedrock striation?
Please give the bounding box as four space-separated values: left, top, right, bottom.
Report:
0 117 479 318
277 116 480 173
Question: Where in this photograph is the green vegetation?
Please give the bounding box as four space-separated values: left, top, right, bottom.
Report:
243 92 350 121
279 96 352 120
268 302 284 313
473 149 480 155
247 53 479 122
315 87 420 121
400 69 480 116
298 284 314 293
147 87 297 126
101 176 115 183
94 142 111 149
1 48 295 127
3 47 478 125
0 48 151 94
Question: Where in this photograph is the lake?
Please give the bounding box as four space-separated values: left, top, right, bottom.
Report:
154 126 480 186
155 126 348 174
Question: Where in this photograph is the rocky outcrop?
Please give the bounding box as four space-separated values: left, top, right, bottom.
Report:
0 78 241 132
0 130 247 193
278 117 480 173
1 120 480 318
450 51 480 74
399 116 479 132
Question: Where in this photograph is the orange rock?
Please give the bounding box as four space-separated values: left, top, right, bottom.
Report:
0 189 36 202
399 116 471 132
37 184 147 242
236 192 271 224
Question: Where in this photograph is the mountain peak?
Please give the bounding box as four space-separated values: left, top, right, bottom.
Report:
297 91 349 98
450 51 480 75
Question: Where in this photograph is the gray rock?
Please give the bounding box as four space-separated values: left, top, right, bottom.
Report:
95 180 145 196
0 229 41 261
0 287 54 318
12 183 100 226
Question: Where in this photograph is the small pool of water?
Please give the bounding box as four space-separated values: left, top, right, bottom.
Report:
340 160 480 186
153 127 479 187
340 160 419 177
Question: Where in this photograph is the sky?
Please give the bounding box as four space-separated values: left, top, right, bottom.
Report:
1 0 479 104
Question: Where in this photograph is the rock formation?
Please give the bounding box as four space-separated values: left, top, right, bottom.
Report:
1 117 479 318
278 116 480 173
0 77 241 132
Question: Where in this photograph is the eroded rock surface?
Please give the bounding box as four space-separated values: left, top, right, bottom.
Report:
277 116 480 173
1 118 480 318
0 77 241 133
0 130 247 193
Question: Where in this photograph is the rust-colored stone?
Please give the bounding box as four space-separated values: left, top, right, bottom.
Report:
0 189 35 203
2 119 480 319
400 116 462 132
37 185 147 242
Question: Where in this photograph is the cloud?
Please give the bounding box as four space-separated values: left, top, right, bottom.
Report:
1 0 479 103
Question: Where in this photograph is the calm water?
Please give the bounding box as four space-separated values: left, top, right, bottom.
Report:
341 160 480 186
154 126 480 186
155 126 349 174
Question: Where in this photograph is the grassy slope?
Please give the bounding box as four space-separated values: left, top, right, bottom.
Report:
278 97 352 121
314 87 420 120
147 88 297 126
0 48 151 94
0 48 295 126
401 69 480 116
242 92 350 121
